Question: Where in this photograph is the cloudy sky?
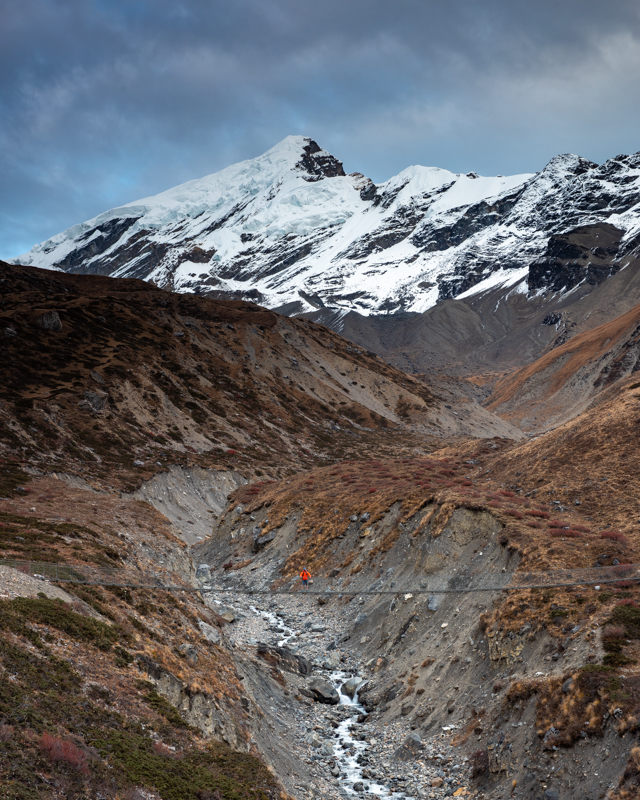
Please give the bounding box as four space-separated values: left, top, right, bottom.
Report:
3 0 640 259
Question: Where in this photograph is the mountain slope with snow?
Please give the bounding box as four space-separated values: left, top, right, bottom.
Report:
12 136 640 319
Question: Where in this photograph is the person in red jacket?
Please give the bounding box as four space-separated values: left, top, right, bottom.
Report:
300 568 311 591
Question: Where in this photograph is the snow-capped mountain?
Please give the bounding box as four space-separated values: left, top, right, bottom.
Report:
12 136 640 317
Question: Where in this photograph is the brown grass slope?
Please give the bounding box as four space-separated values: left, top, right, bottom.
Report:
487 302 640 432
0 261 511 490
0 462 286 800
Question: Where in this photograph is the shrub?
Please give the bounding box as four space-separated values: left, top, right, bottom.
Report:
0 723 14 742
602 625 625 639
40 732 88 775
526 510 550 519
368 488 377 493
601 531 628 544
504 509 523 519
548 519 568 528
153 741 183 759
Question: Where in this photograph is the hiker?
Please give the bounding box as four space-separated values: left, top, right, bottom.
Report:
300 568 311 591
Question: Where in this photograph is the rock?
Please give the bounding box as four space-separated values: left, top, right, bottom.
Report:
178 643 198 666
133 460 145 467
196 563 211 580
79 389 108 413
562 677 574 693
4 326 17 337
321 742 334 756
354 613 368 628
328 568 340 578
350 515 358 522
257 643 311 676
323 656 341 671
90 369 105 385
341 677 364 699
544 790 560 800
36 310 62 332
219 610 235 624
309 733 322 748
253 529 276 552
311 624 326 632
427 594 444 611
198 620 221 645
309 678 340 705
431 777 443 788
360 512 370 522
394 732 424 760
353 782 364 793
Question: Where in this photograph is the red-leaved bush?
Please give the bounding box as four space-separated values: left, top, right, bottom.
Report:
153 741 182 759
550 528 583 538
40 733 88 775
601 531 629 544
504 509 523 519
527 521 542 529
526 509 550 518
602 625 625 639
617 599 639 607
0 724 14 742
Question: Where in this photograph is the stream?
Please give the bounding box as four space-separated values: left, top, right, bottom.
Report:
251 605 409 798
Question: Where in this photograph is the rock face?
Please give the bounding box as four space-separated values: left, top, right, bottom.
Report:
14 139 640 322
308 678 340 705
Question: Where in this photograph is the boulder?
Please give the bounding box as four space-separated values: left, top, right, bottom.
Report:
395 731 424 760
219 610 235 624
253 530 276 552
198 620 221 645
354 613 368 628
90 369 105 385
79 389 108 413
37 310 62 332
178 643 198 666
341 677 365 699
257 643 311 676
427 593 444 611
309 678 340 705
323 655 341 671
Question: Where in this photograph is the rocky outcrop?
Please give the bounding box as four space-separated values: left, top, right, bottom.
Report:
137 654 246 749
257 643 311 676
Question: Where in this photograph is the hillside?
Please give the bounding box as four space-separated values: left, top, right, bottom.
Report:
4 263 640 800
487 302 640 431
0 261 521 498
